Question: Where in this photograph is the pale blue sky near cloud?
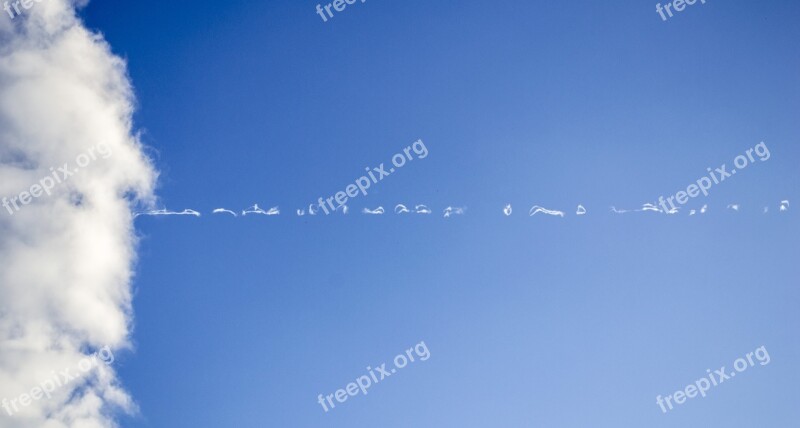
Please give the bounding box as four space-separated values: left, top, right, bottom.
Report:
76 0 799 426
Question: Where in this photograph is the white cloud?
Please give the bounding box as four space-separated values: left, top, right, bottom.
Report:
0 1 156 426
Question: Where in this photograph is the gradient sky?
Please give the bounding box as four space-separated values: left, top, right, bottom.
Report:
78 0 799 426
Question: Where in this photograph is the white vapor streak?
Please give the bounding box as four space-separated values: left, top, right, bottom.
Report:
95 200 794 220
0 1 157 426
135 209 199 218
241 204 279 216
443 206 465 218
415 205 431 214
528 206 564 217
362 206 385 215
610 203 678 215
639 203 662 213
212 208 238 217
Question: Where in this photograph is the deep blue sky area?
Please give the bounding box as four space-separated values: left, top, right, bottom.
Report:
79 1 798 426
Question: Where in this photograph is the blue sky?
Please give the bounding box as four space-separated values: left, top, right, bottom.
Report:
75 0 800 426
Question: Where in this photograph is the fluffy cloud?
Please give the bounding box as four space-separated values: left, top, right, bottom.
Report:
0 1 156 426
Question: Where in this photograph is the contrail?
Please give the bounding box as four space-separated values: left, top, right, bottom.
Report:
443 206 466 218
132 200 791 220
529 206 564 217
212 208 238 217
241 204 279 216
362 206 385 215
135 209 199 218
